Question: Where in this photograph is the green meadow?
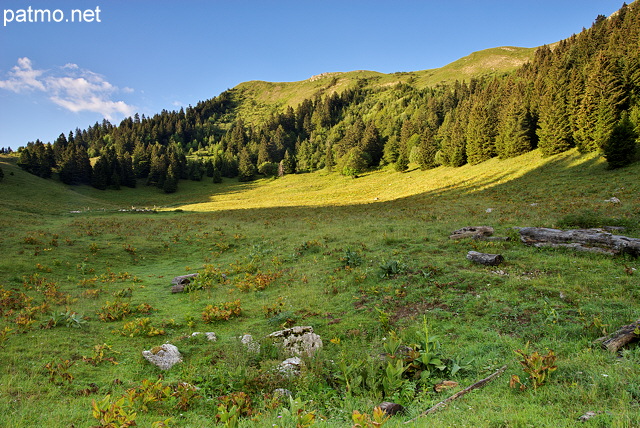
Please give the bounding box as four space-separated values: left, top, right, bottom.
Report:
1 149 639 427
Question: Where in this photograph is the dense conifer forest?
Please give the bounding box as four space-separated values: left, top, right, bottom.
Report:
16 3 640 192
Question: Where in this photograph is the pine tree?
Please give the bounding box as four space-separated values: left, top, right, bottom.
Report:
359 121 384 166
394 147 409 172
437 105 468 167
325 142 334 172
237 148 256 182
91 156 110 190
415 127 438 170
120 152 136 188
603 114 638 168
163 164 178 193
537 63 574 156
465 91 499 165
383 135 400 165
281 149 295 174
212 168 223 183
496 94 533 158
340 146 368 178
132 142 150 178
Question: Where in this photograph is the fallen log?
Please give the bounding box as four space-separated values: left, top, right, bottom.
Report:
466 251 504 266
405 365 508 424
171 273 199 293
595 319 640 353
450 226 495 240
517 227 640 257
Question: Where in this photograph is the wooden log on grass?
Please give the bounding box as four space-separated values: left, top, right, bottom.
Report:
171 273 199 293
517 227 640 257
595 319 640 353
466 251 504 266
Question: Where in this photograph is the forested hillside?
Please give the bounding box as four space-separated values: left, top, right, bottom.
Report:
15 2 640 192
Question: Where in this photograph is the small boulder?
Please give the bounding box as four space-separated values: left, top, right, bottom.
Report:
268 326 323 356
191 332 217 341
467 251 504 266
240 334 260 353
142 343 182 370
278 356 303 377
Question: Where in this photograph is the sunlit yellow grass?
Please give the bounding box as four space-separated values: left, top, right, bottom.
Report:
174 149 604 213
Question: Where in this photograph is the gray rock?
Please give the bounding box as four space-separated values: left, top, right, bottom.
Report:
191 332 217 341
278 356 302 377
142 343 182 370
268 326 323 356
240 334 260 353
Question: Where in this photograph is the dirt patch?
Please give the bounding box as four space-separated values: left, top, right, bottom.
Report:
391 300 450 323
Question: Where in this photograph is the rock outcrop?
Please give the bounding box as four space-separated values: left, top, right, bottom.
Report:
267 326 323 356
142 343 182 370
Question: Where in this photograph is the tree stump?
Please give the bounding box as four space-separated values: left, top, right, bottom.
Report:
466 251 504 266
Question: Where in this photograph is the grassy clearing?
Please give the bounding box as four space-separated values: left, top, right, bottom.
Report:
1 149 639 427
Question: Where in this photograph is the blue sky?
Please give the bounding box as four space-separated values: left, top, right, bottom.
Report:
0 0 625 150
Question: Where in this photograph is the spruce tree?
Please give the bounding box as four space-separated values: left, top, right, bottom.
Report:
359 121 384 166
340 146 368 178
496 95 533 158
237 148 256 182
415 128 438 170
603 114 638 168
212 168 223 183
91 156 110 190
437 105 468 167
394 148 409 172
163 164 178 193
537 64 574 156
281 149 295 174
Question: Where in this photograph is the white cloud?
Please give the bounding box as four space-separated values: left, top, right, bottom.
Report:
0 57 46 92
0 57 135 120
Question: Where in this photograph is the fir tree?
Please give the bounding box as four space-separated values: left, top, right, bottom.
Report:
281 149 295 174
465 90 499 165
163 164 178 193
237 148 256 182
496 95 533 158
91 156 110 190
212 168 223 183
415 128 438 170
603 114 638 168
537 64 574 156
340 146 368 178
359 121 384 166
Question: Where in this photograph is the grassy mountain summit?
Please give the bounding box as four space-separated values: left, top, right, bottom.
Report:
232 46 535 120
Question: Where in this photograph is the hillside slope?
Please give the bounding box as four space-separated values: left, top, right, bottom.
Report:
232 46 534 119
